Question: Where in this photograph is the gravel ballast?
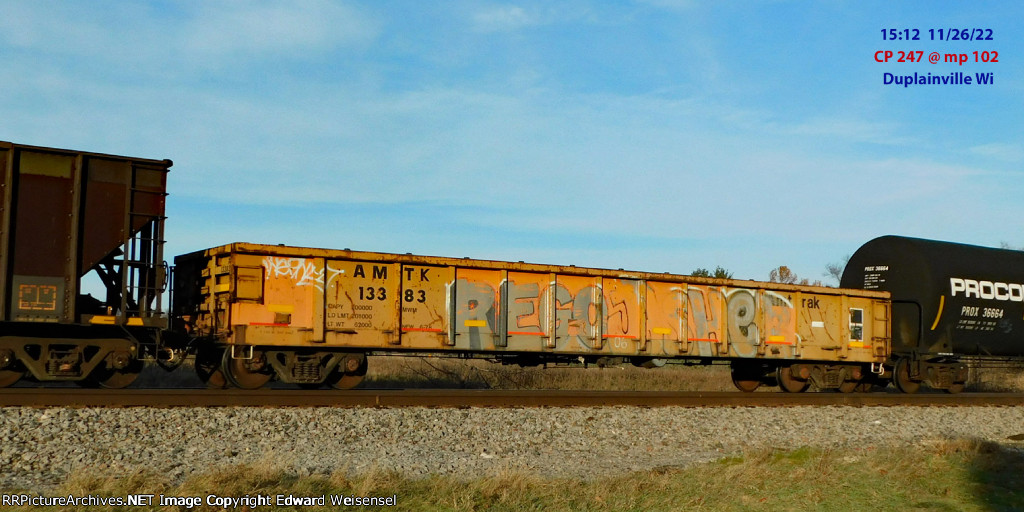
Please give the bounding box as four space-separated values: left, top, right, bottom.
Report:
3 405 1024 491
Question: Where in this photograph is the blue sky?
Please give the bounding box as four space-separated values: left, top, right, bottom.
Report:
2 1 1021 284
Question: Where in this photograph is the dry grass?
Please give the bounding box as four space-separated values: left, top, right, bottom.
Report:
121 354 1024 393
6 439 1024 511
364 356 1024 393
362 356 738 391
966 364 1024 392
120 354 738 391
117 353 1024 393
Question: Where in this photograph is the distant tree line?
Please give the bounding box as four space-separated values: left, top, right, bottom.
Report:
689 256 852 286
689 266 733 279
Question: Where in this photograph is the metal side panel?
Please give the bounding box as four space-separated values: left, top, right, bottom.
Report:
80 157 130 272
9 150 76 322
452 268 502 351
324 260 401 347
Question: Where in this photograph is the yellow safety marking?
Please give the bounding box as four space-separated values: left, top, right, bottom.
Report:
766 335 792 345
89 315 116 325
464 319 487 327
848 341 867 348
127 318 144 326
214 283 230 293
652 327 672 335
930 295 945 331
267 304 295 314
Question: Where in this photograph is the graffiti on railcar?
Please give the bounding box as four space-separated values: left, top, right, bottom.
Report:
644 282 685 356
455 273 500 350
452 274 640 352
554 276 601 350
604 297 629 335
723 289 797 358
687 287 722 357
602 278 638 341
262 256 344 291
726 289 759 357
506 279 543 337
763 291 796 357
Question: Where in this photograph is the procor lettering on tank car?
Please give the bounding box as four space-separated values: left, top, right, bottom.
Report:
0 141 178 389
839 235 1024 393
172 243 892 392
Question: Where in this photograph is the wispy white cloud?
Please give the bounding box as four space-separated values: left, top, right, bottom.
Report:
786 117 914 146
633 0 697 11
470 5 542 33
969 142 1024 163
183 0 378 60
0 0 377 71
466 3 600 33
0 2 153 58
711 105 914 147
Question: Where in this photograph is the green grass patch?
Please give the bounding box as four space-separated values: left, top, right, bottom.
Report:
5 439 1024 511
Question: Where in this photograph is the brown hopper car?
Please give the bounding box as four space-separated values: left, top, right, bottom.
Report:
0 141 170 388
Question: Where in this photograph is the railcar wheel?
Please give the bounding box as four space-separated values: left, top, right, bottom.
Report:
837 379 860 393
222 349 273 390
327 354 368 390
328 372 366 390
732 377 760 392
731 363 762 393
894 359 921 394
0 351 21 387
94 359 144 389
945 381 966 394
0 369 23 388
777 366 809 393
196 348 229 389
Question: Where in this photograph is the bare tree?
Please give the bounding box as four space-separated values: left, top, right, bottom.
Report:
824 255 851 286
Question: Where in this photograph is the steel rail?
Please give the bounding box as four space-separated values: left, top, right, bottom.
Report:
1 389 1022 408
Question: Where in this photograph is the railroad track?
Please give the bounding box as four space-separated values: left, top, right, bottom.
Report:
1 389 1022 408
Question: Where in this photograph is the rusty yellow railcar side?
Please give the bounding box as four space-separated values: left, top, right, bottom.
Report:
173 243 891 391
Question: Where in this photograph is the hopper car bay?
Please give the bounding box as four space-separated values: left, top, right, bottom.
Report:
0 141 1012 393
